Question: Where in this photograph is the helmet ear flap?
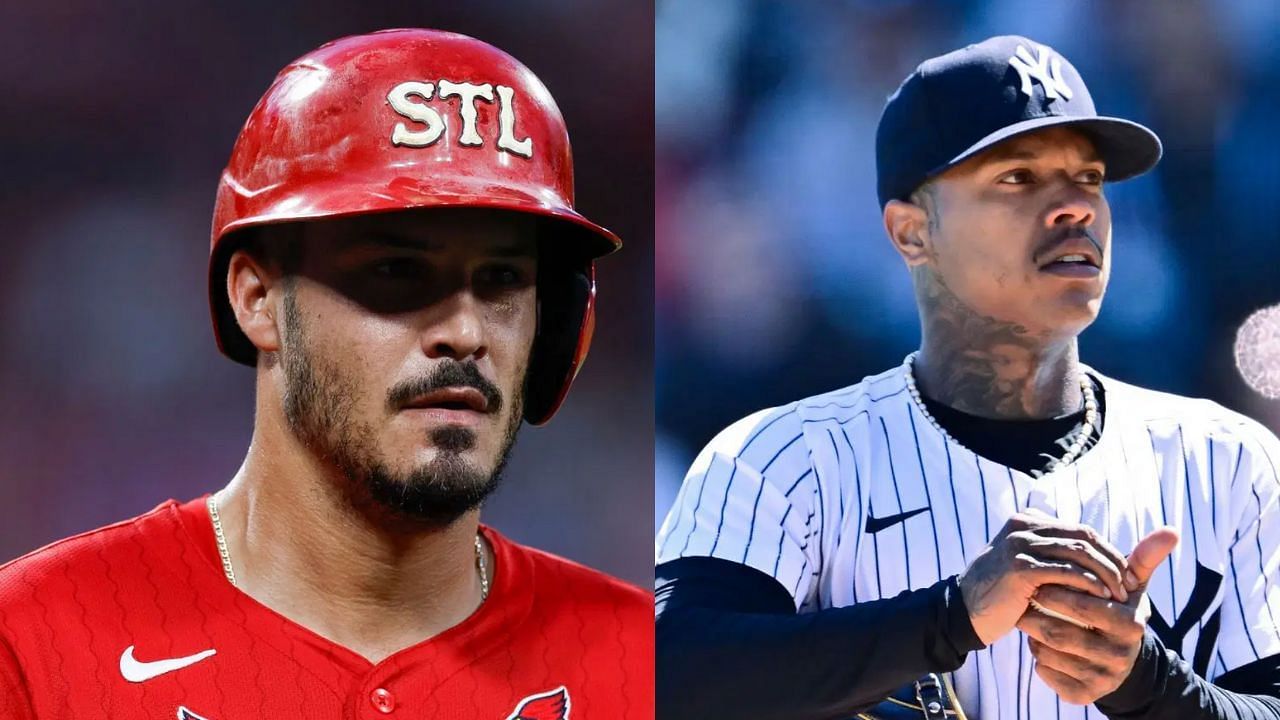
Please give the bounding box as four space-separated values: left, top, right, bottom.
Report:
523 258 595 425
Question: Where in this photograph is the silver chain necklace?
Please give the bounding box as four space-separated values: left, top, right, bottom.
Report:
205 494 489 601
902 352 1099 478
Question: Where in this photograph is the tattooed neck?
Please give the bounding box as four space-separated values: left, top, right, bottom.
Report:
911 265 1084 420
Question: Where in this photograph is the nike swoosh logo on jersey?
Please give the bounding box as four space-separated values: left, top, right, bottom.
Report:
119 645 217 683
864 506 931 534
178 707 211 720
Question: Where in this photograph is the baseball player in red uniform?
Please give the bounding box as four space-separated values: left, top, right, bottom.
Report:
0 29 652 719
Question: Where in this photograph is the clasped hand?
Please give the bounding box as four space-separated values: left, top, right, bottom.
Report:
958 512 1178 706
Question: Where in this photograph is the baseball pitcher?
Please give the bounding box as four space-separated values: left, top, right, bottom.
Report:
657 35 1280 720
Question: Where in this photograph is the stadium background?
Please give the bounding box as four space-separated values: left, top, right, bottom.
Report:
656 0 1280 526
0 2 654 586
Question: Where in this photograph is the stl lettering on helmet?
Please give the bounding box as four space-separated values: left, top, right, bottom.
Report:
387 80 534 158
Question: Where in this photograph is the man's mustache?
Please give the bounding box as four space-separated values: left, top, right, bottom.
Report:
1036 225 1103 262
387 361 503 413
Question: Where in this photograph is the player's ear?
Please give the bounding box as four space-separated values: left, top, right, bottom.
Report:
883 197 931 267
226 239 285 357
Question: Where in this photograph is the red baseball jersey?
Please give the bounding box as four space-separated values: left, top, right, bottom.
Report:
0 496 653 719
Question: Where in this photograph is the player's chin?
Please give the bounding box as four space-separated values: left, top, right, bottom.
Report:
387 409 514 472
365 455 499 525
397 424 508 464
387 446 490 484
1042 296 1102 336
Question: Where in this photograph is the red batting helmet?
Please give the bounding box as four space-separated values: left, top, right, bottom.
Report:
209 28 621 425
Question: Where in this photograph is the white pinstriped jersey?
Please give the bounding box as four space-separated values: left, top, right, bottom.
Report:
656 359 1280 720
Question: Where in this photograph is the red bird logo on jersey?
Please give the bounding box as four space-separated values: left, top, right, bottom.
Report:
504 686 571 720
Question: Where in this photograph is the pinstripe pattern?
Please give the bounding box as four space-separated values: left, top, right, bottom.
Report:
656 359 1280 718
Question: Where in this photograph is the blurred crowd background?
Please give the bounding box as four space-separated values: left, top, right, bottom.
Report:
0 1 653 585
657 0 1280 525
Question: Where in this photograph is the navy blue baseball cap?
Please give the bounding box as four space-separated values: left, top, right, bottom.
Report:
875 35 1162 208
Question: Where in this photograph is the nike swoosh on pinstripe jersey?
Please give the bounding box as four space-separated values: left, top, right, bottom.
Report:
864 506 930 534
119 645 216 683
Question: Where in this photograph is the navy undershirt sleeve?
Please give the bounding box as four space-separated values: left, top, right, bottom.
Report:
1094 628 1280 719
655 556 983 720
656 558 1280 720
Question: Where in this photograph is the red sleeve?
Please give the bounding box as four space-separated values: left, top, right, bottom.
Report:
0 635 35 720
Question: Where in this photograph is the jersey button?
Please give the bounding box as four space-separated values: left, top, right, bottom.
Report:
370 687 396 714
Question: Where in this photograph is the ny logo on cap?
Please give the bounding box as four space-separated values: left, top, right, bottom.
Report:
1008 43 1074 101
